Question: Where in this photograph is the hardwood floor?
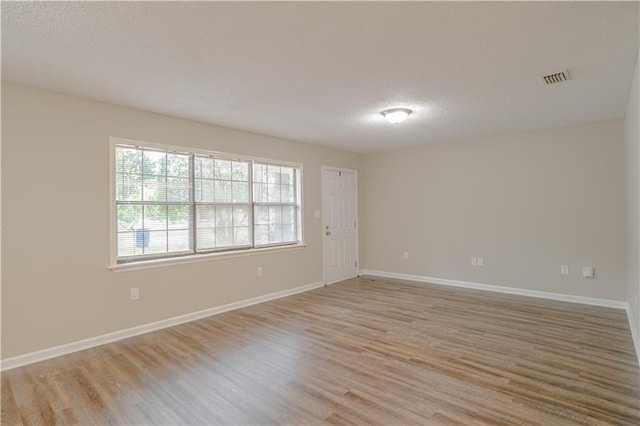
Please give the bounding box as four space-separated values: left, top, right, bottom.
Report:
2 275 639 425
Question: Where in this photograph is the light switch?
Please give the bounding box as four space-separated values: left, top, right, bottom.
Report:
560 265 569 275
314 210 321 218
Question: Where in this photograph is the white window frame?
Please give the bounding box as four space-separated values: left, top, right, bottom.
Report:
109 137 305 272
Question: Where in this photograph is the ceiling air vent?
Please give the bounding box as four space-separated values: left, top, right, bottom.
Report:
541 70 570 85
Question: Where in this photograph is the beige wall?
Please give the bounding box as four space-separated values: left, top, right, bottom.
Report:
1 80 633 361
1 83 361 359
362 120 627 301
625 48 640 335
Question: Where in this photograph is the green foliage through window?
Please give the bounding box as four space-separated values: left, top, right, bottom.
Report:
115 144 300 262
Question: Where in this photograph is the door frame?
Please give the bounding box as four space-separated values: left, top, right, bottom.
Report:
321 165 360 285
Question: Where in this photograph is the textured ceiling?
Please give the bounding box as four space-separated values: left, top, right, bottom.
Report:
2 1 638 153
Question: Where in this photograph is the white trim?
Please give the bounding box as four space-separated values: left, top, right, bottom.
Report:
0 280 324 371
109 138 117 267
325 275 357 286
111 137 303 168
359 269 629 309
321 166 359 285
110 243 307 272
625 305 640 367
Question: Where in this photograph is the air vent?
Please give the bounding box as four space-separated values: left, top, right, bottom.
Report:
541 70 570 85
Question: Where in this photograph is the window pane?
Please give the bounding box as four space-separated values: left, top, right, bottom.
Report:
232 181 248 203
143 150 166 176
267 183 281 203
168 229 190 252
196 179 214 202
253 183 266 203
196 205 215 250
214 159 232 180
168 205 191 229
197 227 216 250
283 206 296 225
251 163 300 246
216 227 232 248
281 185 294 203
196 205 215 225
143 175 167 202
116 147 142 175
167 153 189 178
167 177 190 202
196 204 248 250
117 205 142 256
195 156 214 179
214 180 231 202
233 227 249 246
116 173 142 201
253 164 267 183
233 206 250 227
117 204 142 232
144 230 168 254
116 204 193 256
254 206 268 225
269 206 283 226
268 165 281 184
232 162 249 181
283 223 296 242
281 167 294 186
255 224 268 245
117 231 139 257
215 206 232 228
144 205 167 231
269 225 283 243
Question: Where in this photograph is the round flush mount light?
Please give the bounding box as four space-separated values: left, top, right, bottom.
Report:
381 108 413 124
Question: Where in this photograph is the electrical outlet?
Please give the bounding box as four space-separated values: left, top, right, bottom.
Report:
561 265 569 275
130 287 139 301
403 251 409 259
582 267 594 278
471 257 477 266
477 257 484 266
257 266 263 277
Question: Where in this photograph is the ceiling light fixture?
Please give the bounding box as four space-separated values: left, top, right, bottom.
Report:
381 108 412 124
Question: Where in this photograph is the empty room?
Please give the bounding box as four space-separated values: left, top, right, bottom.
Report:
1 1 640 425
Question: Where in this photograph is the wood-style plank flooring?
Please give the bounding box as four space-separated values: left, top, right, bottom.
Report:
2 275 639 425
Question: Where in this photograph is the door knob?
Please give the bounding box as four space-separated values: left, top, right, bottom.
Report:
326 230 331 235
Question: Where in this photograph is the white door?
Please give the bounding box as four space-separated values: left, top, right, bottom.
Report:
323 168 357 284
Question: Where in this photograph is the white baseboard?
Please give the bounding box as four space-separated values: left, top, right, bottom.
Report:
625 305 640 367
359 269 628 309
0 280 325 372
360 269 639 366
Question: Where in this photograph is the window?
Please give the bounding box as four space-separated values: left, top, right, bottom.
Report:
253 164 298 245
113 141 301 263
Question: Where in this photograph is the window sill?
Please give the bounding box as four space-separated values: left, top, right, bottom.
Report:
109 243 307 273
